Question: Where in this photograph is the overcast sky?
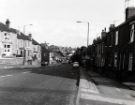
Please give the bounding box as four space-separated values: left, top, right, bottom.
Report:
0 0 130 47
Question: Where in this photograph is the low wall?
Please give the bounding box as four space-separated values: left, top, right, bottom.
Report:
0 57 24 65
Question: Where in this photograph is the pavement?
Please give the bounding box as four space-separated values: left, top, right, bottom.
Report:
76 67 135 105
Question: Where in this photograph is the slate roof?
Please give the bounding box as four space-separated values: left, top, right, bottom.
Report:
0 21 40 43
0 22 17 33
17 33 30 40
32 39 39 45
0 22 31 41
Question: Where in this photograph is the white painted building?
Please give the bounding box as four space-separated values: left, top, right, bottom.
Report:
0 20 18 58
0 19 41 65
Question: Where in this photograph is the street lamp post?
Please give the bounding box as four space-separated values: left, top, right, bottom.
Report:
76 21 90 64
76 21 89 47
23 24 33 34
22 24 33 65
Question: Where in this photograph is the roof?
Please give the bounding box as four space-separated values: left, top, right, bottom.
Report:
0 22 17 33
0 21 40 45
108 15 135 33
32 39 39 45
0 22 30 41
17 33 30 40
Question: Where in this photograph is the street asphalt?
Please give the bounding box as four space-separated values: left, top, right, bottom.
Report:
0 64 135 105
0 64 79 105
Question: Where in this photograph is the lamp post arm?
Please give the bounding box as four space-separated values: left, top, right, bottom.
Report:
87 22 89 47
23 24 33 34
76 21 89 47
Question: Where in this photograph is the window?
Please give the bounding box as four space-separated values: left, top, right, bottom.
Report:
130 24 134 43
4 44 10 48
44 53 46 56
4 45 6 48
4 33 7 36
4 33 10 40
115 31 119 45
128 53 133 71
21 51 23 56
4 44 11 53
7 45 10 48
114 52 118 68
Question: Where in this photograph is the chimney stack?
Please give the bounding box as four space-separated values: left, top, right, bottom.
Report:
125 7 135 20
28 33 32 40
5 19 10 28
125 0 135 20
109 24 115 31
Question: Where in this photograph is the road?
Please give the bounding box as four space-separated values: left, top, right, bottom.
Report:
0 64 79 105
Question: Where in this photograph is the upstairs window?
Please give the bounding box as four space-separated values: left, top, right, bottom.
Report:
4 44 10 48
130 24 134 43
7 45 10 48
4 33 10 40
114 52 118 68
4 44 11 53
115 31 119 45
4 33 7 36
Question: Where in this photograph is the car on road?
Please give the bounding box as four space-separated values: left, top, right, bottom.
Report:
72 62 79 68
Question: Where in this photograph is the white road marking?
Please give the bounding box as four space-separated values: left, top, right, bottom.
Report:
22 72 29 74
115 88 121 92
0 72 29 78
0 74 13 78
126 95 132 98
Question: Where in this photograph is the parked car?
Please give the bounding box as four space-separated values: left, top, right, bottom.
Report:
62 60 68 64
68 60 72 64
73 62 79 68
41 61 48 66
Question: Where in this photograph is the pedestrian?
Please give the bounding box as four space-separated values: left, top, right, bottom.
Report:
76 69 80 87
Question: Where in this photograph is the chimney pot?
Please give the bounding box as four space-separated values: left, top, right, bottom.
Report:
5 19 10 28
